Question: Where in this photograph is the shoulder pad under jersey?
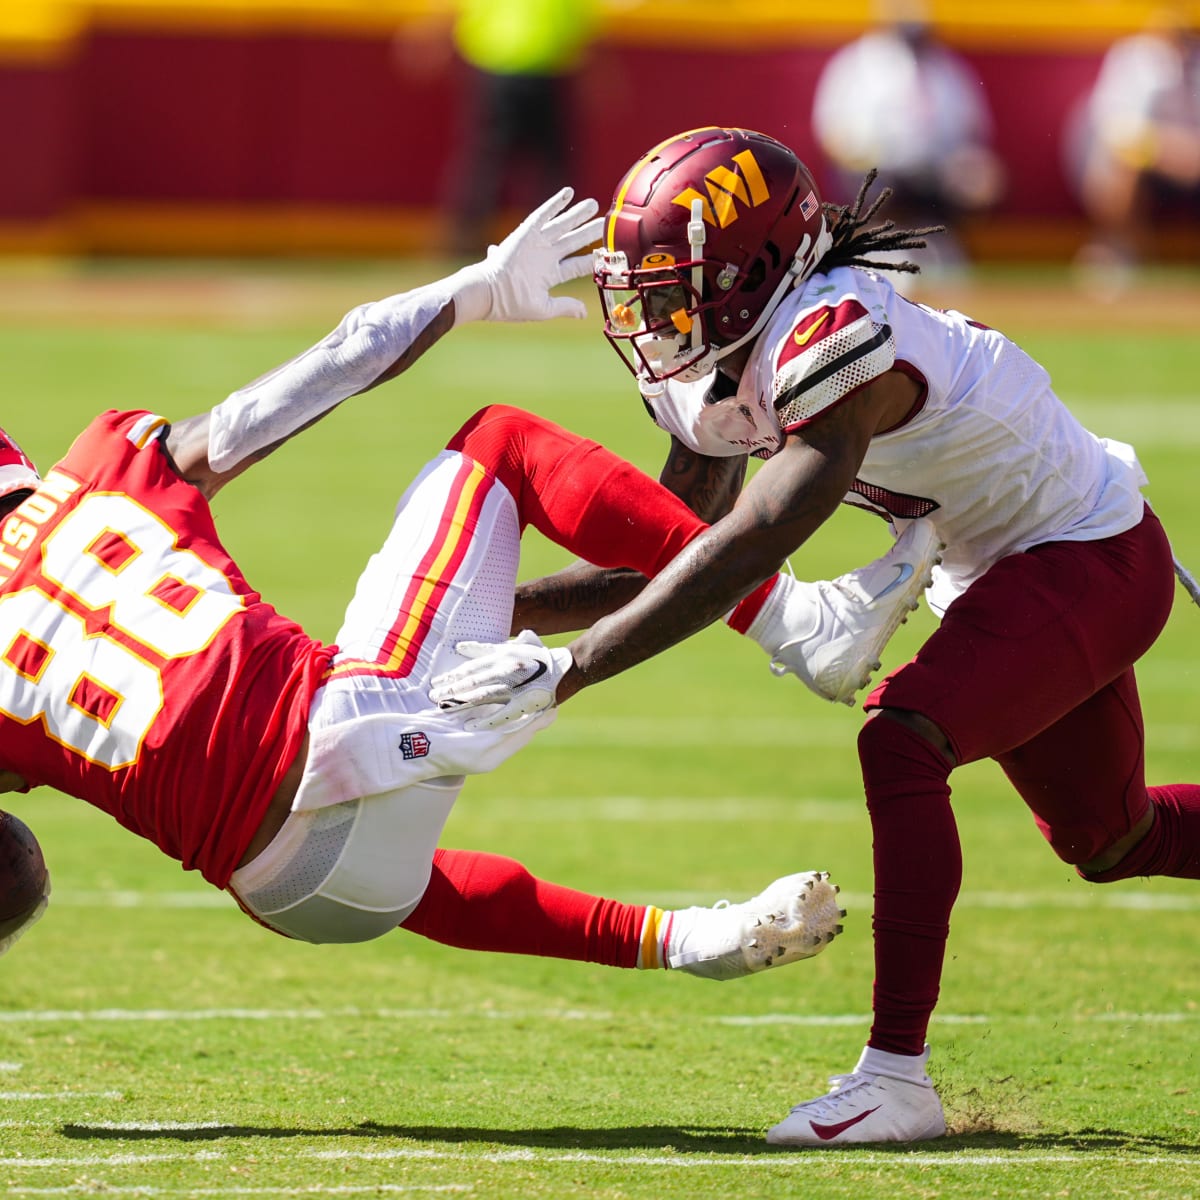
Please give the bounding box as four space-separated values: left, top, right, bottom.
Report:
758 271 897 431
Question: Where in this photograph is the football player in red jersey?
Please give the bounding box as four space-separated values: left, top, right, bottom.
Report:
431 127 1200 1145
0 190 852 988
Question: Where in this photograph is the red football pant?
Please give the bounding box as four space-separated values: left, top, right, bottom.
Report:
860 507 1196 1055
447 405 707 578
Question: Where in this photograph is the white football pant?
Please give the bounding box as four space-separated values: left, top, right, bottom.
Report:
230 450 549 942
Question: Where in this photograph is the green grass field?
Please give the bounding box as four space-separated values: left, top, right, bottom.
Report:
1 262 1199 1199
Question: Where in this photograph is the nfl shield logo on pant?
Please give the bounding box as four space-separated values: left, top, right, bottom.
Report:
399 731 431 760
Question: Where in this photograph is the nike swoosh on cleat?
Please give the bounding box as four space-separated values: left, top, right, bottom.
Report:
809 1105 882 1141
869 563 913 602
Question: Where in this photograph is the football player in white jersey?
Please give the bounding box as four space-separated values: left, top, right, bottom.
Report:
431 127 1200 1146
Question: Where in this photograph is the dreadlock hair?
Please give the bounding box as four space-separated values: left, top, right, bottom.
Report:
815 169 944 277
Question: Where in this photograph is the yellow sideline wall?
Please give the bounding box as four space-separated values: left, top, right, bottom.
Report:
1 0 1197 257
3 0 1194 47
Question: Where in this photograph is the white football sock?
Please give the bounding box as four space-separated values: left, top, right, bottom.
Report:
855 1044 934 1085
742 573 823 654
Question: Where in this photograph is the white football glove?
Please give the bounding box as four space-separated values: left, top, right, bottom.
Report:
430 629 573 731
452 188 603 325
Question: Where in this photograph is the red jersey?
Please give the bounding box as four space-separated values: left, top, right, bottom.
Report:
0 411 334 887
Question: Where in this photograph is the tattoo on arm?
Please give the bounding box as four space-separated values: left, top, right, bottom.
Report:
514 564 647 635
659 438 748 523
735 401 871 533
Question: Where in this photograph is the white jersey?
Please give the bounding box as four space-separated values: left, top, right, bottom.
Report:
640 266 1148 614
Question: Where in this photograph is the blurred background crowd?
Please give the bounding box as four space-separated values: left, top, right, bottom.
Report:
2 0 1197 292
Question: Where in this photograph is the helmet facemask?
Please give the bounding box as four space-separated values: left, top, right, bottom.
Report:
595 199 716 382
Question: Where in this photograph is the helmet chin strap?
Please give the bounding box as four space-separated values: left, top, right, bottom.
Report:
795 220 834 284
672 216 834 384
682 198 707 364
640 199 711 382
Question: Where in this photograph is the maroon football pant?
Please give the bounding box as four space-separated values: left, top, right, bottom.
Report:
859 507 1197 1055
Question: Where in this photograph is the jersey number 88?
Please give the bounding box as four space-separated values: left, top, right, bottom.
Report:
0 494 243 770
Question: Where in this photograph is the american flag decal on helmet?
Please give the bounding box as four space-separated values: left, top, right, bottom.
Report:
799 190 819 220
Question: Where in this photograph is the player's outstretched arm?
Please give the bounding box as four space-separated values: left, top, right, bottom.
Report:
432 434 851 724
166 188 602 499
511 438 749 635
431 385 895 719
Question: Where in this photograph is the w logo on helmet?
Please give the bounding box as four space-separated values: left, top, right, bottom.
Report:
671 149 770 229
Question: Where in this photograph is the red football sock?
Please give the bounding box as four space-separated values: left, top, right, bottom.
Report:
726 577 778 633
1085 784 1200 881
448 405 704 576
399 847 647 968
858 714 961 1057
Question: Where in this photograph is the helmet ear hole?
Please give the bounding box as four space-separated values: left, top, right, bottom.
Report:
735 258 768 301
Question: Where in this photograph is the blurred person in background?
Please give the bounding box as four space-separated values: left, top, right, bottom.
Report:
398 0 598 256
1065 4 1200 292
811 0 1005 285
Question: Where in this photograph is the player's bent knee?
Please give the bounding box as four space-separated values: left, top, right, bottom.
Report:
1074 806 1157 883
859 707 956 769
260 889 426 945
444 405 552 498
447 403 520 443
446 404 535 462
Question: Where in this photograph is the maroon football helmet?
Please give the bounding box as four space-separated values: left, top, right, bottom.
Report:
594 126 832 382
0 427 38 502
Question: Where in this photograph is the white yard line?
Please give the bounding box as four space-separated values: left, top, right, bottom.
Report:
6 1186 468 1197
0 1006 1194 1027
43 886 1200 912
0 1145 1193 1175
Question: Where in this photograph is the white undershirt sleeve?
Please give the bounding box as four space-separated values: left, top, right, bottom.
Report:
207 267 493 473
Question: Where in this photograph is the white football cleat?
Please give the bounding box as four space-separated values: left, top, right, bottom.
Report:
767 1046 947 1146
666 871 844 982
749 519 944 706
